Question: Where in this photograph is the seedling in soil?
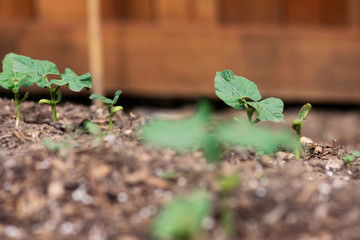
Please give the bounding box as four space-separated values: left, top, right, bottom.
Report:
9 54 92 121
343 151 360 168
142 100 293 163
292 103 312 159
0 53 34 119
152 191 212 240
89 90 123 129
214 70 284 124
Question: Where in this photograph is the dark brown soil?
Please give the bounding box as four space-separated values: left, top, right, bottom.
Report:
1 98 360 240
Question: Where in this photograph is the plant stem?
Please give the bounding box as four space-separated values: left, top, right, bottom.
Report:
295 127 301 159
243 103 253 124
14 91 21 119
49 87 58 122
108 106 113 129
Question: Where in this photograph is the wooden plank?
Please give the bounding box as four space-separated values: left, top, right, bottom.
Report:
284 0 345 25
347 0 360 28
0 0 34 20
220 0 281 24
35 0 87 22
0 22 359 104
101 0 154 21
193 0 218 24
155 0 189 23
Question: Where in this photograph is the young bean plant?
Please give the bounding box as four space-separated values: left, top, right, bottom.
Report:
292 103 312 159
10 54 92 121
0 53 34 119
89 90 123 129
214 70 284 124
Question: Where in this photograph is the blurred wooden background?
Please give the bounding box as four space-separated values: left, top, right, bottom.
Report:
0 0 359 103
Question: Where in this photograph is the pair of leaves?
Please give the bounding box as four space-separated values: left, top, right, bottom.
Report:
89 90 122 107
0 53 33 92
0 53 92 91
214 70 284 123
152 191 211 240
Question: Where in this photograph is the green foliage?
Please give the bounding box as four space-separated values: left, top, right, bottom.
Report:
142 100 222 163
89 90 123 129
44 138 76 158
214 70 284 124
142 100 293 163
1 53 92 122
218 174 241 195
292 103 312 159
352 150 360 158
344 151 360 167
217 119 293 154
344 155 355 164
152 191 211 240
0 53 34 119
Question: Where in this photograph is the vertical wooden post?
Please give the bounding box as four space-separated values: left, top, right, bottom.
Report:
87 0 104 99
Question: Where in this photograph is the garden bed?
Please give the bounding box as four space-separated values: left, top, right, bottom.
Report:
1 97 360 240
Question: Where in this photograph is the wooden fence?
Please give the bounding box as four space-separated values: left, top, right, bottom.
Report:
0 0 359 103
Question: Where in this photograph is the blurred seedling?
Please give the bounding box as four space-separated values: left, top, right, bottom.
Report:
343 150 360 168
292 103 312 159
89 90 123 129
0 53 33 119
142 100 293 164
215 70 284 125
217 173 241 238
152 191 212 240
84 120 104 147
44 138 77 158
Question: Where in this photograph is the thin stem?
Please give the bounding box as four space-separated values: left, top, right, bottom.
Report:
295 127 302 159
108 105 113 129
243 103 253 124
49 87 58 122
14 91 21 119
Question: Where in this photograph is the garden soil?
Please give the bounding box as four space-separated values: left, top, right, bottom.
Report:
1 97 360 240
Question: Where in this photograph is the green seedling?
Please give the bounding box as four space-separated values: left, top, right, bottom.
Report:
292 103 312 159
215 70 284 124
0 53 34 119
89 90 123 129
343 150 360 167
142 100 221 163
217 173 241 238
142 100 293 163
10 54 92 121
152 191 212 240
44 138 77 158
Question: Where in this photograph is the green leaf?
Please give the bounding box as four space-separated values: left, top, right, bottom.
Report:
297 103 312 122
0 53 33 91
218 119 293 153
11 54 59 87
89 94 113 105
214 70 261 110
39 99 53 105
0 73 14 89
112 90 122 105
152 191 211 240
248 97 284 122
60 68 92 92
344 155 355 163
142 114 204 151
218 174 241 194
352 150 360 158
